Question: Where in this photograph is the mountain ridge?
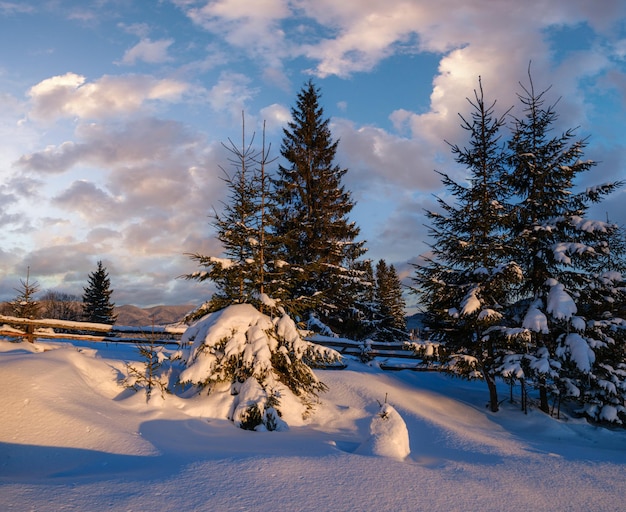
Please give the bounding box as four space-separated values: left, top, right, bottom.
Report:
114 304 195 327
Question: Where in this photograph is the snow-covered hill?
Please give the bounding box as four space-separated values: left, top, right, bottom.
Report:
1 337 625 512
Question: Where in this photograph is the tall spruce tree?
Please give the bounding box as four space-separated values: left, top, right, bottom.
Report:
271 80 367 335
374 259 407 342
505 71 623 418
413 79 522 412
185 114 275 316
82 260 117 324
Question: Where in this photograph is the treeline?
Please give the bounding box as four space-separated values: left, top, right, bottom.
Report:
412 73 626 424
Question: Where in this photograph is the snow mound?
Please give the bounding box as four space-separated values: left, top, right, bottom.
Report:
0 341 157 458
356 402 410 460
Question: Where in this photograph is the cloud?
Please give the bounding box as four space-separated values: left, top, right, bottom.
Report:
206 71 258 120
332 118 443 193
18 117 201 173
23 243 93 279
27 73 189 121
52 180 121 222
300 2 423 78
120 38 175 65
0 2 33 15
259 103 290 132
183 0 290 72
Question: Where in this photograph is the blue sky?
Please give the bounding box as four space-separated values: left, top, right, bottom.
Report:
1 0 626 309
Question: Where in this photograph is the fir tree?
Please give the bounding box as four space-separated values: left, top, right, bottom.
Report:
82 261 117 324
506 70 623 417
413 78 522 412
271 80 366 334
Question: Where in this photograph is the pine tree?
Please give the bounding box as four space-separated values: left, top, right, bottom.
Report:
374 259 407 341
271 80 366 334
82 261 117 324
413 78 522 412
506 70 623 417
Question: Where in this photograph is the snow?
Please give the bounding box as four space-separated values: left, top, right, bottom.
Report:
568 215 611 234
547 280 577 320
522 299 549 333
2 336 626 511
356 403 410 459
552 242 594 264
557 333 595 373
460 285 481 316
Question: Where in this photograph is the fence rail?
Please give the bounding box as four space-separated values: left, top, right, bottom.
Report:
0 315 186 345
307 335 434 370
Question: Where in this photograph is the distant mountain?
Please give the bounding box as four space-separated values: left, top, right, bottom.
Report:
406 312 425 331
114 304 195 327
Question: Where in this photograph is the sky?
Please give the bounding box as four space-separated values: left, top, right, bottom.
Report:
1 0 626 308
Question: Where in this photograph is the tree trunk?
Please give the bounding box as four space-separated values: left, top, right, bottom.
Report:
486 373 499 412
539 383 549 414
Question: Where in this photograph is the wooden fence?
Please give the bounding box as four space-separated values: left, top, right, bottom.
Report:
0 315 186 345
0 315 431 370
306 335 433 370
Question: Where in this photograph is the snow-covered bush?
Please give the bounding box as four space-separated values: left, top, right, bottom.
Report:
357 401 411 459
178 303 342 430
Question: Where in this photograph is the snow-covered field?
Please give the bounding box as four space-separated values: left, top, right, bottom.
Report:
2 337 626 512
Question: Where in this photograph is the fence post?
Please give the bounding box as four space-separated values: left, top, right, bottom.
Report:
26 322 35 343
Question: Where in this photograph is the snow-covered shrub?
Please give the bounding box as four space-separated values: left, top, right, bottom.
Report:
179 304 342 430
357 400 411 459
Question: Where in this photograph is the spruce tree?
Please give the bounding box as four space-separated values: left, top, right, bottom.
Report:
10 268 40 343
334 258 378 340
11 268 40 320
271 80 366 335
506 71 623 417
374 259 407 342
185 115 276 319
82 261 117 324
413 78 522 412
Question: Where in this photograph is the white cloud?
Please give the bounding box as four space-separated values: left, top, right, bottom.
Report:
183 0 290 70
120 38 175 65
27 73 189 121
301 2 423 78
259 103 290 132
206 71 257 119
